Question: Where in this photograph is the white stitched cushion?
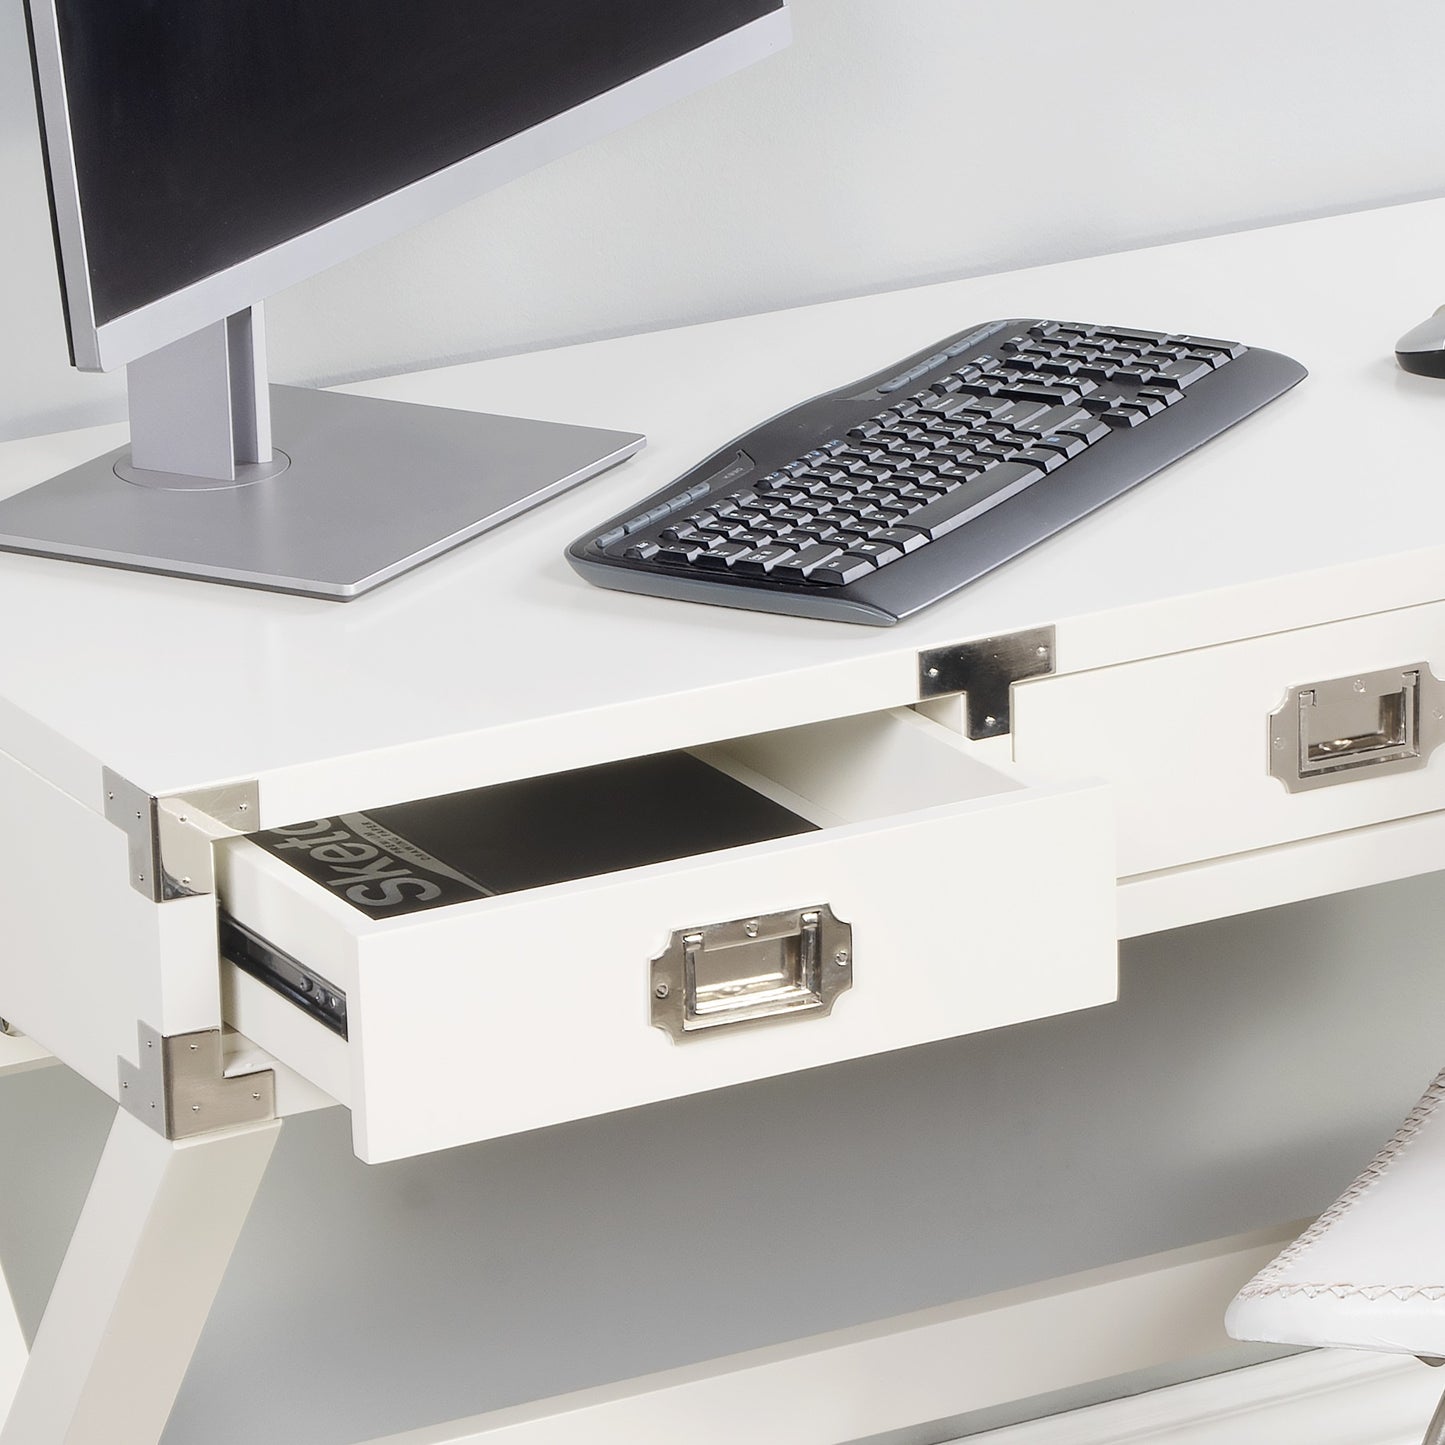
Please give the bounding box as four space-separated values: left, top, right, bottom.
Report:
1228 1069 1445 1356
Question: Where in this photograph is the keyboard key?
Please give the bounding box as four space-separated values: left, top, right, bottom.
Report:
1097 325 1170 345
993 401 1051 431
1022 405 1087 435
1144 358 1214 389
845 539 904 565
1127 394 1169 417
1031 432 1089 459
1136 387 1182 408
805 555 878 586
887 485 934 507
975 442 1025 463
1014 447 1067 472
957 396 1011 419
786 521 836 543
868 526 929 553
762 543 843 578
901 460 1044 539
850 504 900 526
1173 334 1245 359
995 382 1089 406
894 467 942 488
695 542 753 570
730 545 798 575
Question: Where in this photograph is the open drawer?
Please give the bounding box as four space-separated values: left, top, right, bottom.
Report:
216 708 1115 1162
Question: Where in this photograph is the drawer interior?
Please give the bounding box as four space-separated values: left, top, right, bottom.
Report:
223 708 1028 965
699 708 1024 826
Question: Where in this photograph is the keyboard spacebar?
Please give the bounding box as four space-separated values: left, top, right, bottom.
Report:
902 462 1044 540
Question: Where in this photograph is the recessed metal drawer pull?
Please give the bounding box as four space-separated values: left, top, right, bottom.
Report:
1268 663 1445 793
650 904 853 1041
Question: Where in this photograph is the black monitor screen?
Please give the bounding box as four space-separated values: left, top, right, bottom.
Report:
49 0 783 327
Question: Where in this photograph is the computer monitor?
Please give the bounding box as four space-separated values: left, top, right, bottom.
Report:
9 1 790 598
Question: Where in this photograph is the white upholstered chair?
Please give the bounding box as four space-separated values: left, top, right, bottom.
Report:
1227 1067 1445 1444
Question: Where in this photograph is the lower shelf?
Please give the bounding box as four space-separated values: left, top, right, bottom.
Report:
350 1225 1298 1445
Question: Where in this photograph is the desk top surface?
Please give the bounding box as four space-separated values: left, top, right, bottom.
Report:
3 199 1444 822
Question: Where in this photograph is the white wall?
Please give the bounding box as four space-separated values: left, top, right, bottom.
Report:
6 0 1445 441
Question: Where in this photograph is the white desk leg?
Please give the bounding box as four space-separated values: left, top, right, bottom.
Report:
0 1107 281 1445
0 1031 59 1418
0 1253 24 1429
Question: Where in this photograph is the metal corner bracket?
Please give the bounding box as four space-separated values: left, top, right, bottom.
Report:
917 626 1056 739
103 769 259 900
118 1022 276 1140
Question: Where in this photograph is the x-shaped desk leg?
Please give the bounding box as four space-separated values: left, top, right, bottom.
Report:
0 1253 23 1430
0 1106 281 1445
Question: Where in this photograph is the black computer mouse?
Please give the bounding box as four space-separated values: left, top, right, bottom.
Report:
1395 306 1445 377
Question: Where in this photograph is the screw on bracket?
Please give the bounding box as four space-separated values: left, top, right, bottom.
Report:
117 1023 276 1140
917 626 1056 739
103 770 260 901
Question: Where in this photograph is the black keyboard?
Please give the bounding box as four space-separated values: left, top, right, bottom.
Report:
566 318 1307 626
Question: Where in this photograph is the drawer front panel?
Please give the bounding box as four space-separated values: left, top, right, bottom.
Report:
219 710 1117 1162
1012 601 1445 877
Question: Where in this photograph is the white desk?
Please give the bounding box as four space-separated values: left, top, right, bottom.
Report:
3 197 1445 1443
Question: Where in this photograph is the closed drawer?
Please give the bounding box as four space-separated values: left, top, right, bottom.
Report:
217 708 1115 1162
1011 600 1445 877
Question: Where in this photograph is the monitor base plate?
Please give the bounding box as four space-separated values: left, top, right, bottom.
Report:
0 385 644 600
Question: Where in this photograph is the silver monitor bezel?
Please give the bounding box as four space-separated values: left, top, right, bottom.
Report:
27 4 791 372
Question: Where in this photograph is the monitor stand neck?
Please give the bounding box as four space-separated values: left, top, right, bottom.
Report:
0 311 645 599
122 305 287 488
